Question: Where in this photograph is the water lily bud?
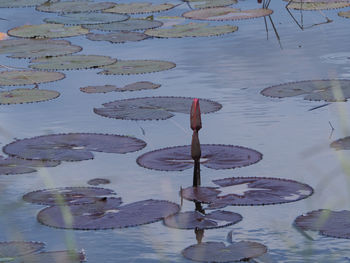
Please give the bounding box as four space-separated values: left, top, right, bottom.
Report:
190 98 202 131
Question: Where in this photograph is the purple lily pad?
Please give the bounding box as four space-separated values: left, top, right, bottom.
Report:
137 144 262 171
37 198 180 230
294 209 350 239
23 187 117 206
87 178 111 186
164 210 242 229
3 133 146 162
181 177 314 209
182 241 267 262
11 250 86 263
0 241 45 258
0 156 59 175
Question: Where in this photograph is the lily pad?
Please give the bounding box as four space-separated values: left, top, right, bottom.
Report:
182 241 267 262
3 133 146 162
29 55 117 71
0 88 60 104
36 0 115 13
186 0 238 9
0 70 65 86
10 250 85 263
44 12 129 25
37 199 180 230
98 59 175 75
0 39 82 59
181 177 314 209
7 24 89 39
339 10 350 18
330 136 350 150
80 81 161 93
103 2 176 14
145 22 238 38
164 210 242 229
23 187 117 206
137 144 261 170
87 178 111 186
294 209 350 239
261 80 350 102
0 241 44 258
0 0 47 8
0 156 59 175
287 2 350 10
94 96 222 121
183 7 273 20
83 18 163 31
86 31 149 43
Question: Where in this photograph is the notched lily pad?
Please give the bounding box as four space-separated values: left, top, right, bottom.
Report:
94 96 222 121
287 2 350 10
182 241 267 262
83 18 163 31
164 210 242 229
103 2 176 14
294 209 350 239
145 22 238 38
0 0 47 8
44 12 129 25
3 133 146 162
23 186 117 206
0 70 65 86
36 0 115 13
0 241 44 258
137 144 260 170
0 89 60 105
0 156 59 175
181 177 313 208
87 178 111 186
261 79 350 102
80 81 160 93
37 199 180 230
86 31 149 43
186 0 238 9
183 7 273 20
11 250 86 263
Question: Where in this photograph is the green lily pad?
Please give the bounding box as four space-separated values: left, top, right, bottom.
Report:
339 10 350 18
86 31 149 43
99 59 175 75
0 39 82 59
44 12 129 25
36 0 115 13
29 55 117 70
0 70 65 86
87 178 111 186
0 0 47 8
0 88 60 104
7 24 89 39
145 22 238 38
80 81 161 93
287 2 350 10
186 0 237 9
103 2 176 14
183 7 273 20
0 241 44 258
83 18 163 31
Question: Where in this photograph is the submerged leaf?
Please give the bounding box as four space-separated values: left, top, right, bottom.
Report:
103 2 176 14
0 89 60 104
87 178 111 186
0 70 65 86
0 0 47 8
0 241 44 258
83 18 163 31
44 12 129 25
80 81 160 93
36 0 115 13
287 2 350 10
0 156 59 175
86 31 149 43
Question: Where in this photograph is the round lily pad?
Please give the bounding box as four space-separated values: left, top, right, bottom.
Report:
183 7 273 21
0 0 47 8
83 18 163 31
23 187 117 206
287 2 350 10
3 133 146 162
181 177 314 209
0 70 65 86
44 12 129 25
37 199 180 230
36 0 115 13
29 55 117 71
103 2 176 14
98 59 175 75
94 96 222 121
145 23 238 38
339 10 350 18
80 81 161 93
330 136 350 150
0 89 60 105
182 241 267 262
137 144 261 170
0 156 59 175
164 210 242 229
261 80 350 102
294 209 350 239
7 24 89 39
0 241 44 258
86 31 149 43
0 39 82 59
186 0 238 9
87 178 111 186
10 250 85 263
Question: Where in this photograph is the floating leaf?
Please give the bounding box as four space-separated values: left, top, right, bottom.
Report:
87 178 111 186
164 210 242 229
0 0 47 8
181 177 314 209
83 18 163 31
294 209 350 239
80 81 160 93
145 22 238 38
80 85 118 93
99 59 175 75
0 156 59 175
183 7 273 20
0 39 82 59
7 24 89 39
36 0 115 13
287 2 350 10
0 89 60 104
137 144 260 170
23 187 117 206
38 199 180 230
187 0 238 9
11 250 85 263
182 241 267 262
339 10 350 18
103 2 176 14
86 31 149 43
94 96 222 121
0 241 44 258
330 136 350 150
3 133 146 162
261 79 350 102
0 70 65 86
44 12 129 25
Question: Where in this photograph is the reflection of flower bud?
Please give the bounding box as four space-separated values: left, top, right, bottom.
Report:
190 98 202 131
191 131 201 161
